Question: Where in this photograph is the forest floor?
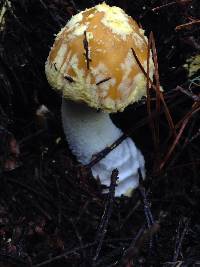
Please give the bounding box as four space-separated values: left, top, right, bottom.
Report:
0 0 200 266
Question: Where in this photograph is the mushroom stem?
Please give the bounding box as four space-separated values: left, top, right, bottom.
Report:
62 98 145 196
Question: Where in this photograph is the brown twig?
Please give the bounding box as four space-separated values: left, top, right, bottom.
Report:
175 101 200 130
152 0 192 12
53 63 57 71
64 75 75 83
152 1 177 12
187 127 200 144
138 170 154 228
92 169 119 264
159 118 189 171
96 77 111 86
146 32 155 135
32 242 96 267
151 32 161 155
131 36 176 138
172 218 190 263
7 177 55 204
120 223 160 267
83 31 92 70
176 86 200 102
159 102 200 170
131 47 156 154
86 134 127 169
175 19 200 31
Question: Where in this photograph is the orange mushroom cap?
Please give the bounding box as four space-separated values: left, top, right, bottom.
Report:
45 2 154 112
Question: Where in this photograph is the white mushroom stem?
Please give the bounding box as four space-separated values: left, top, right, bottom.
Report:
62 98 145 196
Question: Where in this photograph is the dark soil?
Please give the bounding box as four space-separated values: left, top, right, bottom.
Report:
0 0 200 266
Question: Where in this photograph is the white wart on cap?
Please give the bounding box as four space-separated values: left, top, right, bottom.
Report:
45 2 154 112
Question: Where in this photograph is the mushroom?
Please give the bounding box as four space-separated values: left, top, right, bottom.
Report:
45 3 154 196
